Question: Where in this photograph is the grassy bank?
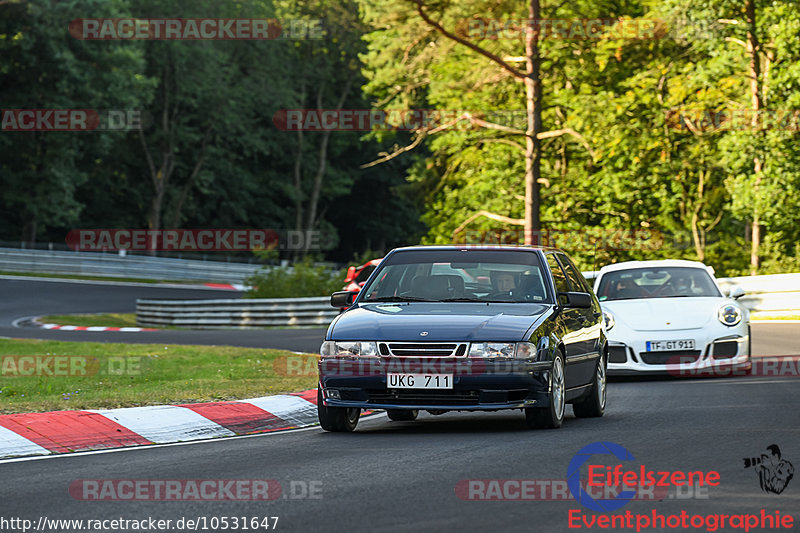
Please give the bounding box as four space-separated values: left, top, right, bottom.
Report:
0 338 318 414
39 313 140 328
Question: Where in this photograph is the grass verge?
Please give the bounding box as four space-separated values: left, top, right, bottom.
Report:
0 270 196 284
750 311 800 321
0 338 318 414
39 313 140 328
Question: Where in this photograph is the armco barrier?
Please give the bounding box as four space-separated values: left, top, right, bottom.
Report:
136 297 338 328
716 273 800 315
134 273 800 330
0 247 262 283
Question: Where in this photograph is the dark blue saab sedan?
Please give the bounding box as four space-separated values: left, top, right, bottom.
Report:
317 246 607 431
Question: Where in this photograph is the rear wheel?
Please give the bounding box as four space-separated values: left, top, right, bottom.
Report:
317 388 360 432
573 351 606 418
525 355 565 429
387 409 418 421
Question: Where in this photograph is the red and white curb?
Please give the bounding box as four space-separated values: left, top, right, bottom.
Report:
204 283 249 291
40 323 159 332
0 390 319 460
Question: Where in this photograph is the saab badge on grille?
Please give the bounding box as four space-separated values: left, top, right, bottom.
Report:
420 331 429 336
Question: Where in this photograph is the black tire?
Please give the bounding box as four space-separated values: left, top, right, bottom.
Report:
525 354 565 429
386 409 419 421
573 351 606 418
317 388 360 432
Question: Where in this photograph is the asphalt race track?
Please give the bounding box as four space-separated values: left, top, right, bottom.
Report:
0 277 326 353
1 276 799 532
2 376 799 532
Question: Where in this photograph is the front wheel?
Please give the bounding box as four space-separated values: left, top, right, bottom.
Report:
525 354 565 429
317 388 360 432
573 352 606 418
387 409 418 421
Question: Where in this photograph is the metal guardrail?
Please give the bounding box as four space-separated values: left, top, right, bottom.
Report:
716 273 800 314
0 247 263 283
136 297 339 328
135 273 800 330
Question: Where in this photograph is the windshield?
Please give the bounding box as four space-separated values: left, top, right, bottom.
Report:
596 267 721 301
359 250 551 303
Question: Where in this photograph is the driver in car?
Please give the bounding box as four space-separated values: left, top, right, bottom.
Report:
489 271 516 298
669 272 694 296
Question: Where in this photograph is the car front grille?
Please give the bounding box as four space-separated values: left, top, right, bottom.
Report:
380 342 467 357
639 351 702 365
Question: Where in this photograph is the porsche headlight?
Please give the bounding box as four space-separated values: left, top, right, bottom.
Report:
320 341 378 357
603 310 616 331
717 304 742 327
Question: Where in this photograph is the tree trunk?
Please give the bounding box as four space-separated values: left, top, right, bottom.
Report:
294 82 307 239
22 220 37 247
304 79 352 253
691 170 705 262
745 0 763 275
169 127 213 228
524 0 543 244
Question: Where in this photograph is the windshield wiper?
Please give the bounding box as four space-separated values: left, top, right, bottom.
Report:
368 296 435 302
439 297 486 302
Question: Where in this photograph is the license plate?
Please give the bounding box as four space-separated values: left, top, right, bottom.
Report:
646 339 695 352
387 373 453 389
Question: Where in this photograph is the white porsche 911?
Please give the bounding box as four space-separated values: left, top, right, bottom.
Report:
593 260 751 375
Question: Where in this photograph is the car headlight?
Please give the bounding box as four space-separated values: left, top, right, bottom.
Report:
603 310 616 331
469 342 534 359
514 342 536 359
717 304 742 327
320 341 378 357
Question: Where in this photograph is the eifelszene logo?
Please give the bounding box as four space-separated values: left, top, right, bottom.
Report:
568 441 637 511
567 441 721 512
743 445 794 494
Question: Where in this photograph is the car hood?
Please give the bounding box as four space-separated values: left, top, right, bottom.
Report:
329 302 549 342
601 297 726 331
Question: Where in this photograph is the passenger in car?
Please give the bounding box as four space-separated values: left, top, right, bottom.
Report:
613 279 642 299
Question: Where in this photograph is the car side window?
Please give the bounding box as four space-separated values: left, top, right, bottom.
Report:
545 253 570 296
557 253 588 293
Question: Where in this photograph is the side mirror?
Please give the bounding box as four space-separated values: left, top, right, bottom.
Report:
728 286 745 299
560 291 593 309
331 291 357 308
343 266 357 283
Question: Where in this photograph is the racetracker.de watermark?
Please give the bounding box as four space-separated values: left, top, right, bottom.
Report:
1 109 144 132
454 228 664 251
65 229 325 252
454 479 711 501
272 109 529 132
68 479 321 501
1 355 143 376
289 355 536 378
667 356 800 379
463 18 662 40
667 108 800 132
68 18 323 40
